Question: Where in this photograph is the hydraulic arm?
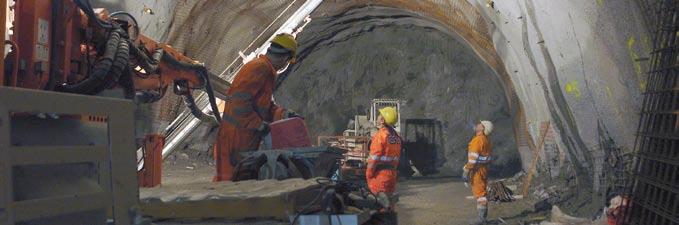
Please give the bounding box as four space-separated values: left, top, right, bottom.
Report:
2 0 226 123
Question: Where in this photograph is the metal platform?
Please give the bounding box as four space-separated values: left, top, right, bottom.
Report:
0 87 137 225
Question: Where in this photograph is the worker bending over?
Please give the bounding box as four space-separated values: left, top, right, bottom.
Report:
366 107 401 223
463 120 494 224
213 33 300 181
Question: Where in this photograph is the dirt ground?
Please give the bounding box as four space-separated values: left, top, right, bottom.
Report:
396 176 544 225
155 160 542 225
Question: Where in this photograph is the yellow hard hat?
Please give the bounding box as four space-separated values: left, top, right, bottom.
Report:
270 33 298 64
378 107 398 126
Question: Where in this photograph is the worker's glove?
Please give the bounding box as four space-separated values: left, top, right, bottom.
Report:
256 122 270 136
285 110 304 119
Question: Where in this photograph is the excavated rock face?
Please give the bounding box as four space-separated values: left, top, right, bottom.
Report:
275 7 520 177
102 0 649 217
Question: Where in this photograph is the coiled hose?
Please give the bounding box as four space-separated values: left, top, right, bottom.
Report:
131 47 163 74
57 5 222 124
56 28 129 94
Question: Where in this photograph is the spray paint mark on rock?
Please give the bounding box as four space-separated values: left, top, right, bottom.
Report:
565 81 582 99
627 37 647 91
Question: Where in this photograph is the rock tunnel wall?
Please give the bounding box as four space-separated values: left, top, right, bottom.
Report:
97 0 650 216
303 1 648 215
478 0 649 214
275 7 520 178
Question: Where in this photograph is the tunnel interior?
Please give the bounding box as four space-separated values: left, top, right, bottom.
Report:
276 6 521 177
97 0 652 219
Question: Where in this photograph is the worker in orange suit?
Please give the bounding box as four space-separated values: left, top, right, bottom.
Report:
366 106 401 223
463 120 494 224
213 33 300 181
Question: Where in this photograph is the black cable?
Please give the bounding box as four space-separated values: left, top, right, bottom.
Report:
202 70 223 123
291 178 338 225
57 28 123 93
119 67 135 99
291 185 328 225
159 52 222 123
180 89 217 124
74 0 112 29
109 11 140 40
131 47 162 75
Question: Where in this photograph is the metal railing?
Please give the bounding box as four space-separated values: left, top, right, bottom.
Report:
0 87 137 225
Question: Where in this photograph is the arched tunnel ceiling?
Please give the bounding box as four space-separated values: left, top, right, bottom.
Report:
100 0 651 217
275 6 521 177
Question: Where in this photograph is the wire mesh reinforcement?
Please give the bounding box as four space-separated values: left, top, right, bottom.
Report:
629 0 679 224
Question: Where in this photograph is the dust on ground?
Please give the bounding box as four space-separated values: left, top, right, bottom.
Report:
162 150 215 185
397 176 545 225
159 155 544 225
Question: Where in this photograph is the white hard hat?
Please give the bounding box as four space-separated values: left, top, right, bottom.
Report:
480 120 493 136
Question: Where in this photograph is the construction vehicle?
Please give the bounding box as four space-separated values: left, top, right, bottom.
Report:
0 0 230 223
0 1 390 224
401 119 442 176
321 99 443 180
2 0 226 116
1 0 230 188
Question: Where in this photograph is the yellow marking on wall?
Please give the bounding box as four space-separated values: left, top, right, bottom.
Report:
627 37 647 91
606 86 613 98
597 0 604 6
641 35 652 53
565 81 582 99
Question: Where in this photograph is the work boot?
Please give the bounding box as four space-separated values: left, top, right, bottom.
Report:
472 207 488 225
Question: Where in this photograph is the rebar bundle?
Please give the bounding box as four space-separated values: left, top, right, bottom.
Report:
629 0 679 224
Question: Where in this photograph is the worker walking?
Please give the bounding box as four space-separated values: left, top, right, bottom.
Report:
366 106 401 224
213 33 300 181
463 120 494 224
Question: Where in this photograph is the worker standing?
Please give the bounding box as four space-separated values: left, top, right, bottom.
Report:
213 33 300 181
366 106 401 224
463 120 494 224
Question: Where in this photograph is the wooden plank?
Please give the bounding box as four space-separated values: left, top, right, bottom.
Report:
9 146 107 165
141 197 294 220
0 87 131 116
12 192 109 222
0 101 13 225
140 179 322 220
521 121 550 196
106 102 137 224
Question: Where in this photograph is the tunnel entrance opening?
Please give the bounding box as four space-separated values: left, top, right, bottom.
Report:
276 6 521 178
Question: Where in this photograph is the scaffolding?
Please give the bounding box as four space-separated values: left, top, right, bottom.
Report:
629 0 679 224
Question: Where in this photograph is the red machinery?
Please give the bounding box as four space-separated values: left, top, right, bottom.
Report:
2 0 226 187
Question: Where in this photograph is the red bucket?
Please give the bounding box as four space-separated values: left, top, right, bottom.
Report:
270 117 312 149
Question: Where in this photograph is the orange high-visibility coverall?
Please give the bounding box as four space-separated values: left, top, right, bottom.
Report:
213 55 287 181
464 134 493 201
366 126 402 194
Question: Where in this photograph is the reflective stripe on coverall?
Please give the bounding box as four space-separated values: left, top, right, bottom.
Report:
464 133 493 206
213 55 287 181
366 126 402 194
